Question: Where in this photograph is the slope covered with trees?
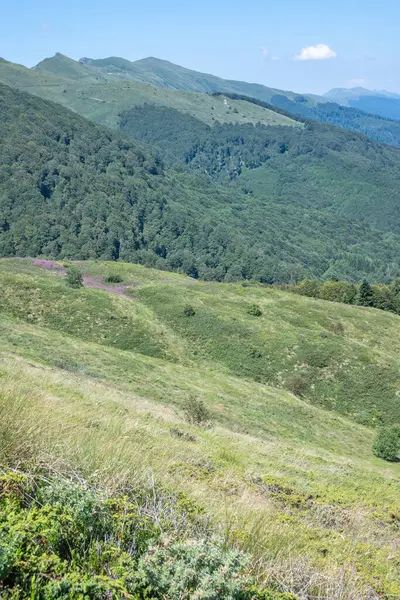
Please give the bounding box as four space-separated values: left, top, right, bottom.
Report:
2 82 400 283
120 100 400 232
120 102 400 281
0 82 257 275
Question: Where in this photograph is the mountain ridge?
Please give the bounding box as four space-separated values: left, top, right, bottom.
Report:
324 86 400 121
4 51 400 147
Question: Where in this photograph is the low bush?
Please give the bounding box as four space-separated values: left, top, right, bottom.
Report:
170 427 197 442
0 471 295 599
247 304 263 317
373 425 400 461
137 538 250 599
286 373 308 397
182 395 212 427
104 273 124 283
327 321 345 335
183 304 196 317
66 267 83 288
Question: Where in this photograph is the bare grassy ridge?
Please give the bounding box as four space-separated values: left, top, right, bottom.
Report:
0 258 399 598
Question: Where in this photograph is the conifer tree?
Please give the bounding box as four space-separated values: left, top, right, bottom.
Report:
357 279 374 307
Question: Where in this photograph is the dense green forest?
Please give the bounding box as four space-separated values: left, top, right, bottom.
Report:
269 95 400 146
120 102 400 231
287 278 400 315
1 82 400 283
120 102 400 281
0 82 309 281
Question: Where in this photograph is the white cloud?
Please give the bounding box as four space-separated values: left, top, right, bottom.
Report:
348 78 365 86
294 44 337 61
271 56 280 61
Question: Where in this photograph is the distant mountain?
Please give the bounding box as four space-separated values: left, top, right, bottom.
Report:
325 87 400 103
0 56 67 88
324 87 400 121
80 55 291 99
72 55 400 144
34 53 105 83
3 53 400 146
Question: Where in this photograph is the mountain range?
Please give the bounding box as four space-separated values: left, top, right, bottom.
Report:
2 53 400 145
324 86 400 121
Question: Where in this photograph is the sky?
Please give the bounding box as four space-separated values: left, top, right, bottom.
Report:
1 0 400 95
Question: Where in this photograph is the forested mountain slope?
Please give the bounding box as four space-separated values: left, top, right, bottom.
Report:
120 102 400 280
1 82 400 283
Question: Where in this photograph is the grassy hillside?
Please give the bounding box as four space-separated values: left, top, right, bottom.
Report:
74 55 290 96
0 258 399 598
1 258 399 426
3 53 400 147
34 52 105 83
78 55 400 147
62 80 299 129
0 56 67 88
0 56 300 130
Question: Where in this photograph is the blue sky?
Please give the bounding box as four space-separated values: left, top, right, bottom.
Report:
1 0 399 94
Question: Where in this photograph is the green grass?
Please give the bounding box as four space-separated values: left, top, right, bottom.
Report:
14 79 301 130
0 258 399 598
0 56 300 130
1 258 399 426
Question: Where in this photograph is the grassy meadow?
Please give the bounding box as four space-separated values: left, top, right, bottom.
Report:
0 258 399 598
58 81 302 129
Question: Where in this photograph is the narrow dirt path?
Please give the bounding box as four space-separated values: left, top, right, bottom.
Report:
32 259 136 300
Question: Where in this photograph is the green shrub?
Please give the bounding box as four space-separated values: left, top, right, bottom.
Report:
286 373 308 397
0 471 297 599
247 304 262 317
183 304 196 317
246 586 297 600
373 425 400 461
104 273 124 283
137 538 251 599
319 281 357 304
170 427 197 442
294 279 320 298
182 395 212 427
66 267 83 288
